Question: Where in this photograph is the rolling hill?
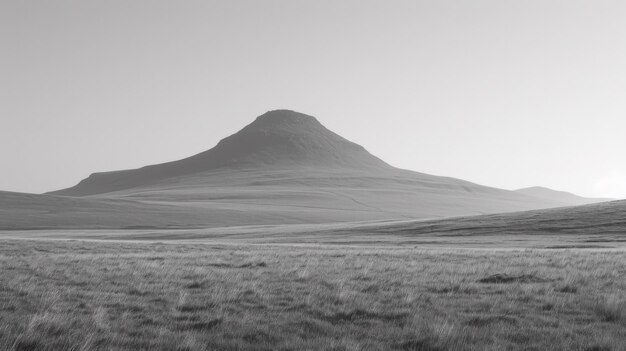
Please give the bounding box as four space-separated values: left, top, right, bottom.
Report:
515 186 611 206
1 110 610 230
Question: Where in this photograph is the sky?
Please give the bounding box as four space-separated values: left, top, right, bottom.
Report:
1 0 626 198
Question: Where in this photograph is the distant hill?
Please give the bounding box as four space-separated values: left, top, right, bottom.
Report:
306 199 626 243
51 110 390 196
0 110 602 229
515 186 611 205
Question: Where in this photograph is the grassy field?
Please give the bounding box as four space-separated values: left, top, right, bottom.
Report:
3 199 624 248
1 239 625 350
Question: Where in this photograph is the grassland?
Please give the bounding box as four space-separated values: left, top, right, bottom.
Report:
3 198 624 248
1 239 625 350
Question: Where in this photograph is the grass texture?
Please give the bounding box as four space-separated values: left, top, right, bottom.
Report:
0 239 625 350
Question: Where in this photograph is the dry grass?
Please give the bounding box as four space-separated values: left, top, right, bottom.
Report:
0 239 625 350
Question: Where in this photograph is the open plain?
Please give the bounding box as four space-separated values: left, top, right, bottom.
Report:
1 235 625 351
2 200 626 350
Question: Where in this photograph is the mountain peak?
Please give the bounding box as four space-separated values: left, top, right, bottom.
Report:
216 109 388 169
51 110 390 195
256 109 319 123
242 110 324 134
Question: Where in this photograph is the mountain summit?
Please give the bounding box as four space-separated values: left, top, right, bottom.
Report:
245 109 324 132
211 110 389 170
52 110 389 196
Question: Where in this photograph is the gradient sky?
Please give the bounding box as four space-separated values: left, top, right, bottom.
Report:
2 0 626 198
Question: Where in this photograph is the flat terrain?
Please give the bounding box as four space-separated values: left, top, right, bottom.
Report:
1 239 625 350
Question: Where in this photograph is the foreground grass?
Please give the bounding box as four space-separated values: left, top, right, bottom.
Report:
0 240 625 350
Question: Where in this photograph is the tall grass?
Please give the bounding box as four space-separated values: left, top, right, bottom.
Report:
0 239 625 350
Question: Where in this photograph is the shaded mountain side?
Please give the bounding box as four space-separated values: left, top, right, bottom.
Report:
50 110 390 196
515 186 611 205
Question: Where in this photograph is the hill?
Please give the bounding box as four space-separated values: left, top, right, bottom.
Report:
341 199 626 238
2 110 607 229
3 196 624 248
99 199 626 245
515 186 610 206
50 110 390 196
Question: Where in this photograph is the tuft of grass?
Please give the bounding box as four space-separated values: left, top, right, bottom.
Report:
12 336 44 351
593 294 626 323
556 284 578 294
27 313 67 337
185 281 204 289
477 273 550 284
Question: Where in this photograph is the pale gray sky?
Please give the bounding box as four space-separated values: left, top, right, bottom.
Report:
2 0 625 198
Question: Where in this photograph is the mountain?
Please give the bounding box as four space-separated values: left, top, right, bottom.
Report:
2 110 601 230
515 186 611 206
51 110 390 196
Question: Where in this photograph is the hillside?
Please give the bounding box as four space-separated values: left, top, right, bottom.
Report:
343 199 626 238
515 186 610 206
97 199 626 244
50 110 390 196
1 110 607 230
3 198 624 248
0 191 213 230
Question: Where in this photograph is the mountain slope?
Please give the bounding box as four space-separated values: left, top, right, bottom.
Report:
1 109 599 229
0 191 209 230
51 110 390 196
0 189 391 230
515 186 611 205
